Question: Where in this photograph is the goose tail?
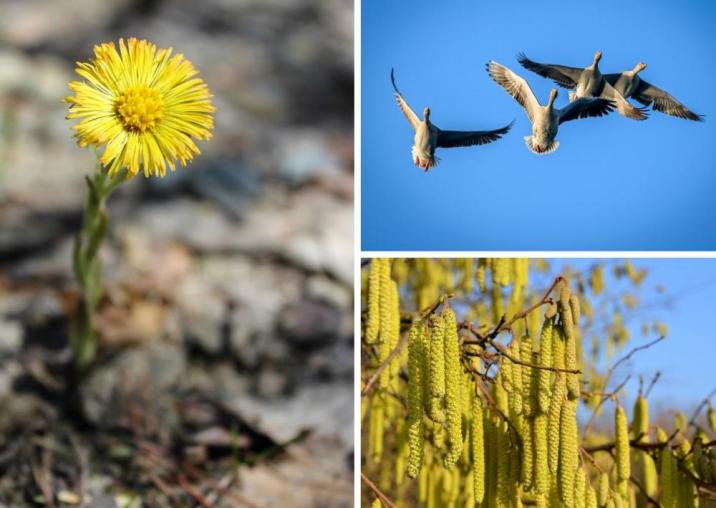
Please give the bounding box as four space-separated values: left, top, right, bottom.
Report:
524 136 559 155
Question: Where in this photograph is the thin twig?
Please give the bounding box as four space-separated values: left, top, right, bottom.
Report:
361 472 397 508
687 387 716 429
583 336 665 439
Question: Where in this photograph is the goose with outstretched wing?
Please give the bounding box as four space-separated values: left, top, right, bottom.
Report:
517 51 648 121
603 63 703 121
486 61 614 155
390 68 513 171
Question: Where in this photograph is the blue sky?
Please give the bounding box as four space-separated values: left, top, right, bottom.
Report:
361 1 716 250
550 259 716 414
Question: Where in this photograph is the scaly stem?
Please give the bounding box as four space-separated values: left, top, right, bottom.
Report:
70 156 125 372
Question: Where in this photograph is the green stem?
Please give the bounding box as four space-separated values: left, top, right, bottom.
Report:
70 156 126 372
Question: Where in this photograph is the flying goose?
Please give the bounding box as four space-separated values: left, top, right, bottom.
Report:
603 63 703 121
486 61 614 155
517 51 648 121
390 68 513 171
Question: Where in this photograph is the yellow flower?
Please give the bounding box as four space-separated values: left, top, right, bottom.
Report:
65 38 215 178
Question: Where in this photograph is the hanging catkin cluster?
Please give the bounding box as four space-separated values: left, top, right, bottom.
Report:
361 259 714 508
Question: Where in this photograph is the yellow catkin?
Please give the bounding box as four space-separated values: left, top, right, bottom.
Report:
658 428 674 508
522 412 534 489
632 396 649 441
590 264 604 295
365 259 382 343
427 315 446 423
496 424 511 508
597 472 610 507
548 374 565 474
477 259 487 293
389 281 401 380
586 482 598 508
370 498 382 508
493 258 510 287
537 317 554 413
442 309 463 468
472 396 485 504
520 335 534 418
643 451 658 498
559 399 579 506
533 412 549 494
615 405 631 483
562 316 580 401
570 293 581 329
674 412 687 434
377 260 393 389
370 396 384 463
708 407 716 433
510 340 524 416
575 467 587 508
406 320 425 478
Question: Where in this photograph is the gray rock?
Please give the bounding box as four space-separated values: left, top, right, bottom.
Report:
0 320 22 355
80 341 186 438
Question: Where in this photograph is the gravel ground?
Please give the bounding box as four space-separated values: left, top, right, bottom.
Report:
0 0 354 506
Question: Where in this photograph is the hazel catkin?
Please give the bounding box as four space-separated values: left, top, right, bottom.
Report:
365 259 383 344
533 412 549 494
597 472 609 507
537 317 554 413
472 396 485 504
548 374 565 474
406 320 425 478
427 315 446 423
632 395 649 442
615 405 631 484
575 467 587 508
559 399 579 506
442 308 463 468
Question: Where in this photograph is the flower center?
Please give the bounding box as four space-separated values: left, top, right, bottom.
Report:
115 85 164 132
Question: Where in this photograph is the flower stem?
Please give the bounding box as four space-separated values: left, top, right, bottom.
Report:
70 155 125 372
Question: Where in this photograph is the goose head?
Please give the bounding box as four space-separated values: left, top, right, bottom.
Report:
547 88 558 108
632 62 647 74
423 107 431 121
592 50 602 67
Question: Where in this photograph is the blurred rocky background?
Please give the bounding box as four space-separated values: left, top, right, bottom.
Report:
0 0 353 506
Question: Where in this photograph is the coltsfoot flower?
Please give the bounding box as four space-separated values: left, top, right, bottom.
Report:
65 38 215 178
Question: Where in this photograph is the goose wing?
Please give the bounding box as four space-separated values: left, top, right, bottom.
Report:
486 61 540 122
632 79 703 121
558 97 614 124
390 68 421 129
599 81 648 121
517 52 582 89
436 120 514 148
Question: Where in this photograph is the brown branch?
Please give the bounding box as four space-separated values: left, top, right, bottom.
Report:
361 334 409 398
491 341 581 374
361 472 397 508
688 387 716 430
583 336 665 439
628 472 662 508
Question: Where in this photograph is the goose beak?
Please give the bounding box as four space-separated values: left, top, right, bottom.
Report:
594 50 602 63
637 62 647 72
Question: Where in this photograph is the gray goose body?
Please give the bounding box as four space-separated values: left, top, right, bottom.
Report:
486 61 614 155
604 63 703 121
390 68 513 171
518 51 648 121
